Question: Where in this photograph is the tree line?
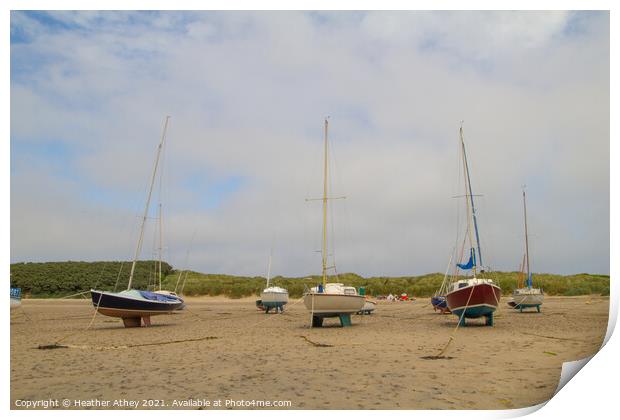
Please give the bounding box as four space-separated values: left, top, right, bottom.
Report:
10 261 609 298
10 261 172 297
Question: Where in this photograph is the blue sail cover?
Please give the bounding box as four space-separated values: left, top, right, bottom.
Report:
139 290 181 303
457 248 476 270
527 273 533 288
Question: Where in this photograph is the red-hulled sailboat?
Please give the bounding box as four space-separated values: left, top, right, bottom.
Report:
445 124 501 326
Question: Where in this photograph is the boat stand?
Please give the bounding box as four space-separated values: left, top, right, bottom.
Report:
122 316 152 328
264 303 284 314
457 313 494 327
311 314 352 328
518 305 541 313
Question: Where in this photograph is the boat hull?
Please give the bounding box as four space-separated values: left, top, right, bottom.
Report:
91 290 184 319
260 291 289 305
508 288 544 309
446 283 501 319
431 295 450 313
358 300 376 314
303 293 365 316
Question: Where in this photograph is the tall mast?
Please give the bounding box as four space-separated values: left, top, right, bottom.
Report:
158 202 163 290
459 124 483 271
174 231 196 294
523 188 531 288
266 253 273 288
127 116 170 290
321 118 329 287
459 124 476 277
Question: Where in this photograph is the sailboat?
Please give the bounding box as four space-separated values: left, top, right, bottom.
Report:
90 117 184 328
302 118 365 327
258 248 289 313
507 188 544 312
445 124 501 326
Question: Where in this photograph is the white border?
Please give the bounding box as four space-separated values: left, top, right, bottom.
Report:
3 2 616 420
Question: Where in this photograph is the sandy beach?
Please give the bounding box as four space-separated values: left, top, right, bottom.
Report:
10 295 608 410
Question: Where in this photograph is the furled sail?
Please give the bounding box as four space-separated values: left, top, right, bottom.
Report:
457 248 476 270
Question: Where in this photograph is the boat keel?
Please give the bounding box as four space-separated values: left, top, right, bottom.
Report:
122 316 152 328
457 312 494 327
311 313 352 328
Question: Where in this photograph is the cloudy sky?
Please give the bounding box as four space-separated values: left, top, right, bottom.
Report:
10 11 609 276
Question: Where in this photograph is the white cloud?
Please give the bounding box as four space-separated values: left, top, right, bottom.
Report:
10 11 609 276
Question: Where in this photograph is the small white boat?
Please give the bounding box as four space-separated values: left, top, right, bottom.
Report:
508 188 544 313
260 286 289 312
358 299 377 315
508 287 544 309
304 283 365 315
257 246 289 313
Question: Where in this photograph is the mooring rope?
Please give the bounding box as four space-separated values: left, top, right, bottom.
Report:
10 306 31 322
40 294 307 350
58 291 91 299
51 291 102 346
39 335 219 351
436 284 476 357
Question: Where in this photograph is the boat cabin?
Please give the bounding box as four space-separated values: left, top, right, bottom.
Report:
449 278 495 293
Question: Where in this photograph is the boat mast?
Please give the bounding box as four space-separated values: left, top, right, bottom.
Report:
460 124 476 277
459 124 483 272
127 116 170 290
174 230 196 294
158 202 163 291
321 118 329 287
523 188 531 288
266 251 273 288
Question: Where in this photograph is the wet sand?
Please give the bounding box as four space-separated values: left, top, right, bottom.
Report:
10 295 608 409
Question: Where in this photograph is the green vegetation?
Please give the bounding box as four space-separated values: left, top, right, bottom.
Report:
170 271 611 299
10 261 610 299
10 261 172 298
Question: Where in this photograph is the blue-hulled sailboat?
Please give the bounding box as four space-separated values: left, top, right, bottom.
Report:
90 117 184 328
431 254 452 314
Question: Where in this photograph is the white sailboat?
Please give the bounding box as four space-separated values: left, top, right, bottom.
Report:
303 118 365 327
508 188 544 312
259 248 289 313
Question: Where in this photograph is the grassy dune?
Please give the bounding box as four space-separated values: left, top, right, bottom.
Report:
166 271 609 299
10 261 609 299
